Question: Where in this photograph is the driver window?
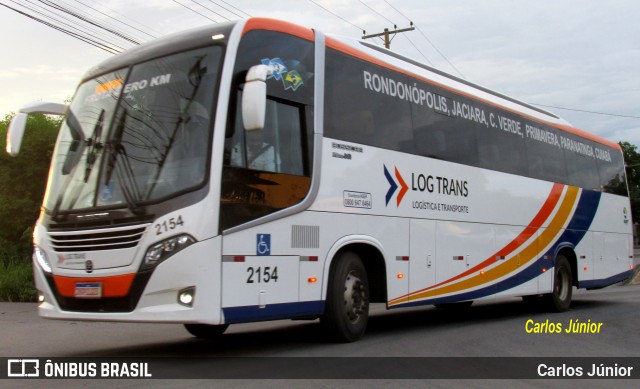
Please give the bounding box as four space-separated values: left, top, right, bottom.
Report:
220 94 311 232
228 97 304 176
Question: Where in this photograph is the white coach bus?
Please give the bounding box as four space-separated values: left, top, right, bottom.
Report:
7 18 635 342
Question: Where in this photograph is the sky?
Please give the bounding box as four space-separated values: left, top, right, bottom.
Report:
1 0 639 147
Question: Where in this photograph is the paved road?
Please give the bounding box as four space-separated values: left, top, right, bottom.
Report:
1 285 639 358
2 284 639 387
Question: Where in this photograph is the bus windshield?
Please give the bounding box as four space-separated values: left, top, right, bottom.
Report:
44 46 223 214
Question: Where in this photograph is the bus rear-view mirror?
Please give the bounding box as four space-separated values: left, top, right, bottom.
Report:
242 64 268 131
5 101 67 156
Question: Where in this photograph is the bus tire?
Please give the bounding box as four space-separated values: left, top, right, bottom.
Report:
184 324 229 339
544 254 573 312
321 251 369 342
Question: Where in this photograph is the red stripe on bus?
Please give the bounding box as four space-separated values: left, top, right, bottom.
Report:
53 273 136 298
389 183 565 304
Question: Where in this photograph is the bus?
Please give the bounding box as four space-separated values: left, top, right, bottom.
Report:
6 18 635 342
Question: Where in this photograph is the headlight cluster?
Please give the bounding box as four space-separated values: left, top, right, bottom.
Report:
142 234 195 271
33 246 52 273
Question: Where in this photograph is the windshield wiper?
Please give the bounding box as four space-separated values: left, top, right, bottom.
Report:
104 109 145 215
84 109 105 182
51 108 89 219
61 109 86 175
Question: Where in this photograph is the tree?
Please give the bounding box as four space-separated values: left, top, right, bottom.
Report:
620 141 640 224
0 113 60 257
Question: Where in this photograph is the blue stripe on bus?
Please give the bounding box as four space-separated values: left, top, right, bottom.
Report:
223 301 324 324
578 269 635 289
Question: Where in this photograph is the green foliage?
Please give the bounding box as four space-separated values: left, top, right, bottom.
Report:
620 141 640 223
0 254 37 302
0 113 58 301
0 113 60 257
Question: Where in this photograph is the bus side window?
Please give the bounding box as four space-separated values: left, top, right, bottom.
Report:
221 92 311 231
228 95 304 175
263 99 305 175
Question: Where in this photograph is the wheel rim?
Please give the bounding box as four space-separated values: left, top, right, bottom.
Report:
343 270 366 324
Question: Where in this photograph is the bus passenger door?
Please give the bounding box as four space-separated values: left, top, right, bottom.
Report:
409 219 436 302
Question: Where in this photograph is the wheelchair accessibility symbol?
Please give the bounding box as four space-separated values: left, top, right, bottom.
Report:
256 234 271 256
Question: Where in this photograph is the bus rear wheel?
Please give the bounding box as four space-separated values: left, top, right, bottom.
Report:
543 254 573 312
184 324 229 339
321 251 370 342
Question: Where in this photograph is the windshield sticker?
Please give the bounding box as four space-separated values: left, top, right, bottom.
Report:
123 73 172 94
261 58 304 91
95 79 122 94
85 79 123 104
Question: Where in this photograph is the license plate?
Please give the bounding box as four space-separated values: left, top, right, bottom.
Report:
74 283 102 299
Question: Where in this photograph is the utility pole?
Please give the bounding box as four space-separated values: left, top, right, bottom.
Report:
362 23 415 49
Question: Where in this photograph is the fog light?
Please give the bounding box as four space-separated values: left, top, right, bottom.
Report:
178 287 195 307
38 292 45 304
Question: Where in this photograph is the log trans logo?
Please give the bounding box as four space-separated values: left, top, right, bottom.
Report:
384 165 409 207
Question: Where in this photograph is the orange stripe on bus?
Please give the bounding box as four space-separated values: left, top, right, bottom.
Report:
53 273 136 298
242 17 315 42
389 185 580 306
389 183 564 304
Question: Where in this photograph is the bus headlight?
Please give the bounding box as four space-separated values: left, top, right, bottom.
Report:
33 246 52 273
142 234 195 271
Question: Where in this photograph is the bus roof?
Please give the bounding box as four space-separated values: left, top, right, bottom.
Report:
82 21 237 81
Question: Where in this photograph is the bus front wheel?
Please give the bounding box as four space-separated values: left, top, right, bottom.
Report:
544 254 573 312
184 324 229 339
321 251 370 342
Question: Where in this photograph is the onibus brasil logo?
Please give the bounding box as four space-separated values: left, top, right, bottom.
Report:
384 165 409 207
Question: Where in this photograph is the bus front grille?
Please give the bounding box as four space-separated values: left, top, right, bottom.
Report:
48 225 149 252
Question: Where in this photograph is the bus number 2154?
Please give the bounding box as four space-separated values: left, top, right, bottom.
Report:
246 266 279 283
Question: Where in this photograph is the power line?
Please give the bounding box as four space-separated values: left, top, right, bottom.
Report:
307 0 366 34
70 0 158 40
355 0 432 64
378 1 637 121
78 0 163 37
6 0 126 53
400 33 434 66
53 0 147 45
531 103 640 120
362 25 414 50
0 2 120 53
357 0 395 27
39 0 142 45
382 0 465 79
204 0 251 19
170 0 218 23
20 0 128 51
191 0 230 21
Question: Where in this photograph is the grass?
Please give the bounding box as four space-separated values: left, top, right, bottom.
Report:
0 255 37 302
